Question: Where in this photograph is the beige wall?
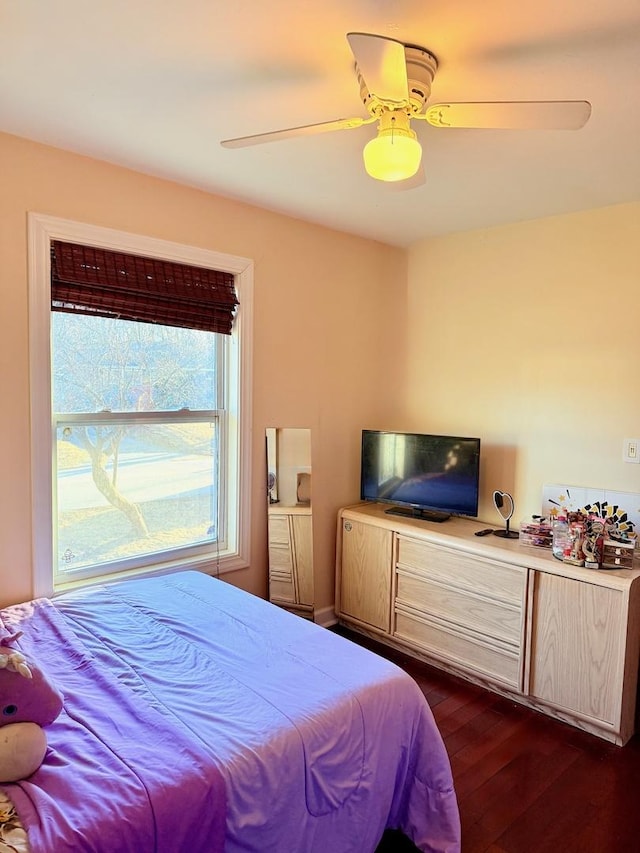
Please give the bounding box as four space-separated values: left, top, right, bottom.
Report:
3 128 637 612
406 203 640 526
0 131 406 609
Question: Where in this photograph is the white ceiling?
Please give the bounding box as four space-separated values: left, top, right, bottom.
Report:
1 1 639 247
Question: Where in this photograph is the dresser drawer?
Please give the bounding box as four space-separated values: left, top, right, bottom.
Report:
269 575 295 603
395 609 521 688
268 544 293 574
396 569 523 647
397 536 526 605
268 515 291 545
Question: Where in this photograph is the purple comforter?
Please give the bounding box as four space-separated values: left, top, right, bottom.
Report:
1 571 460 852
0 596 226 853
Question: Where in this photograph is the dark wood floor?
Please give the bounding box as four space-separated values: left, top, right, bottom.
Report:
337 628 640 853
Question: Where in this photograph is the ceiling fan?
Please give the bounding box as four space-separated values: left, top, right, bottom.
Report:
221 33 591 184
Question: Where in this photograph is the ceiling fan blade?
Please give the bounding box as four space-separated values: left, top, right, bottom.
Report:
221 116 371 148
346 32 408 105
425 101 591 130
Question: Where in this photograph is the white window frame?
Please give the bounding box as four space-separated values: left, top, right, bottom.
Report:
28 213 253 598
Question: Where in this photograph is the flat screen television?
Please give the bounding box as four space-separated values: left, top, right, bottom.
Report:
360 430 481 522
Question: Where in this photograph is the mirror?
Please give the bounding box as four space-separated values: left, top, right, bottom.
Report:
266 428 314 619
492 490 519 539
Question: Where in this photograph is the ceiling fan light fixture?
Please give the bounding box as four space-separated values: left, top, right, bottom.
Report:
363 110 422 182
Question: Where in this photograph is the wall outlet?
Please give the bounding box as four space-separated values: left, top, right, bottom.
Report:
623 438 640 464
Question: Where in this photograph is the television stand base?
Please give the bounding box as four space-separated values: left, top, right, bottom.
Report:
384 506 450 523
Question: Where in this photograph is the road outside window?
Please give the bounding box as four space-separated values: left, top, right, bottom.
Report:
52 312 225 584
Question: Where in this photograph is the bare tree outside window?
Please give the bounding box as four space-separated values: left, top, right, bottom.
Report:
52 313 222 578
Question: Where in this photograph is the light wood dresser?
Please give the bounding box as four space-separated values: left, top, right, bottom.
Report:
268 505 314 619
336 502 640 745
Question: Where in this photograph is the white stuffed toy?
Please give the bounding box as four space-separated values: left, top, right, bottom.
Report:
0 633 63 783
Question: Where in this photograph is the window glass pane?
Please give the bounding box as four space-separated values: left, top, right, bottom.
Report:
52 314 217 413
55 420 218 575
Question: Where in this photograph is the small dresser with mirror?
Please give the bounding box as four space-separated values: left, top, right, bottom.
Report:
266 428 314 619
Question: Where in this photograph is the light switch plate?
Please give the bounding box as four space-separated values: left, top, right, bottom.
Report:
623 438 640 464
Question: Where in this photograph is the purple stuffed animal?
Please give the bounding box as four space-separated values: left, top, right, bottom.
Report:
0 631 63 782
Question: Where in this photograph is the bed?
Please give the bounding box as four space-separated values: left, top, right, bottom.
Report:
0 570 460 852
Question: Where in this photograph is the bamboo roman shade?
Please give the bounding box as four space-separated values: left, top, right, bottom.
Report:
51 241 238 334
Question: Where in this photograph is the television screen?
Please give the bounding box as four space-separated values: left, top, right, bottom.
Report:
360 430 480 522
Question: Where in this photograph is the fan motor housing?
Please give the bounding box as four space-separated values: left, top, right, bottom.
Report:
357 45 438 116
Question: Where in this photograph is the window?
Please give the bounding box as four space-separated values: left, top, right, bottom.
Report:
52 314 226 584
29 215 253 596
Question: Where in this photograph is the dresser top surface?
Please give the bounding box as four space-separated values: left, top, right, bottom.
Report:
340 502 640 590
